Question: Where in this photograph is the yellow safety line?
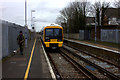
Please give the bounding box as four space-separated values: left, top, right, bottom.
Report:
24 39 36 80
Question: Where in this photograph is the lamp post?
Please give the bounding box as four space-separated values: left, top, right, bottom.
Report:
25 0 27 26
31 10 36 39
31 10 35 30
25 0 28 48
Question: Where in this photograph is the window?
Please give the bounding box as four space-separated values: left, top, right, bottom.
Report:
45 29 53 36
45 28 62 37
54 29 62 37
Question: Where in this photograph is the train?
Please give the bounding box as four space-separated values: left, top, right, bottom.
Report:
41 24 64 49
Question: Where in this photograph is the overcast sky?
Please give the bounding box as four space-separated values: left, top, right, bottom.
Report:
0 0 115 31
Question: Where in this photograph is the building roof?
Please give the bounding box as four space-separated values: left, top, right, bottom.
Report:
105 8 120 18
86 17 95 25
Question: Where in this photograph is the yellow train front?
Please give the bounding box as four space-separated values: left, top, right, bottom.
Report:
43 25 63 49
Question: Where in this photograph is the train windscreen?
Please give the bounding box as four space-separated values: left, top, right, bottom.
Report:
45 28 62 37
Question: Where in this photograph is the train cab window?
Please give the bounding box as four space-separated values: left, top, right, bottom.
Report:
45 28 62 37
54 29 62 37
45 28 62 42
45 29 53 36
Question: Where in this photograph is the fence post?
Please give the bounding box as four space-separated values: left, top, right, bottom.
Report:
116 29 118 43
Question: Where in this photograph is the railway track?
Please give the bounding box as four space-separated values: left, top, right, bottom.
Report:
64 39 120 66
61 44 120 79
46 50 110 79
47 51 95 79
64 43 120 68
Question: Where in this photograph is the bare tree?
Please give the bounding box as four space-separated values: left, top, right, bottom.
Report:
114 0 120 8
55 15 66 25
90 1 110 26
92 1 101 26
60 6 74 33
56 0 91 33
101 2 110 25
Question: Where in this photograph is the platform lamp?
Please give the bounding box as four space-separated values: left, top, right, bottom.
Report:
31 10 36 31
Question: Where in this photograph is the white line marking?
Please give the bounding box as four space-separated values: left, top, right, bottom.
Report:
65 39 120 54
41 40 56 80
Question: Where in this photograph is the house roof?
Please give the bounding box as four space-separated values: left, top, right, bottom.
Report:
105 8 120 18
86 17 95 25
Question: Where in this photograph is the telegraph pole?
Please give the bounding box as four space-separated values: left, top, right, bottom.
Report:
25 0 28 48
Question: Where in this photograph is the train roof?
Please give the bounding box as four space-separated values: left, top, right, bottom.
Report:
46 26 62 27
50 24 61 26
46 24 62 27
44 24 63 29
44 26 63 29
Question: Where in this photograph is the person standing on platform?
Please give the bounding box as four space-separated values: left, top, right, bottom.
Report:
17 31 25 55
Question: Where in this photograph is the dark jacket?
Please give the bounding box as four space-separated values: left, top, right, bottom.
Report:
17 34 25 46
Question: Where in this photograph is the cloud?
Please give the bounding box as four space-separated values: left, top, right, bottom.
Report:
26 0 69 30
0 0 115 31
0 0 70 31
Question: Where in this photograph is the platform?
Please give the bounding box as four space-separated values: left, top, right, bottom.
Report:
65 39 120 54
2 38 52 79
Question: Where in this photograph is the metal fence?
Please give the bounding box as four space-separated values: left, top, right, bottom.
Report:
2 20 30 58
101 29 120 43
66 29 120 44
79 30 91 40
64 33 79 39
79 30 84 40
